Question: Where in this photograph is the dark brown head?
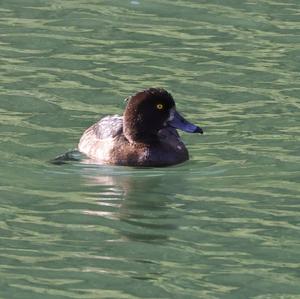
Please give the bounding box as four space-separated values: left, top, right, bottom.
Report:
123 88 203 143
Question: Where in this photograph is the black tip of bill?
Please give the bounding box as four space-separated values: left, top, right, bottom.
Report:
193 126 204 134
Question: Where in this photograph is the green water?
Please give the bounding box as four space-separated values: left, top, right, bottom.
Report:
1 0 300 298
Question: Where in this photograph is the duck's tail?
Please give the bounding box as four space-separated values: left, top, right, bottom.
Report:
50 149 82 165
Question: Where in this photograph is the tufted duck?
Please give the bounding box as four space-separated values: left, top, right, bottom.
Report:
78 88 203 166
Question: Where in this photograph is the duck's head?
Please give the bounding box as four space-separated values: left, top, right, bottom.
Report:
123 88 203 143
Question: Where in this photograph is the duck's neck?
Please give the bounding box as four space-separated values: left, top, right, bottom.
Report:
124 130 159 145
123 110 160 144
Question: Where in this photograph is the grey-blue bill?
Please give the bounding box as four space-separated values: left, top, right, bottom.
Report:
167 110 203 134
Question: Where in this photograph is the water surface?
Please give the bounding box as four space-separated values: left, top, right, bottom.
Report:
1 0 300 298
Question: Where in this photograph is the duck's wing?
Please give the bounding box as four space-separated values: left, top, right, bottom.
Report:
91 115 123 139
78 115 123 159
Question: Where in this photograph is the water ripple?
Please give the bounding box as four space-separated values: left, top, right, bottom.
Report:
1 0 300 298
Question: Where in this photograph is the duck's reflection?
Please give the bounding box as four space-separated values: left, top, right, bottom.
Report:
80 165 181 243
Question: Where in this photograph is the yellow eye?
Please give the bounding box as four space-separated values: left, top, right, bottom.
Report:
156 104 163 110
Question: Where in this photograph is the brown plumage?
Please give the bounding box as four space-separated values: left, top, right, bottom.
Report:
78 88 203 167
